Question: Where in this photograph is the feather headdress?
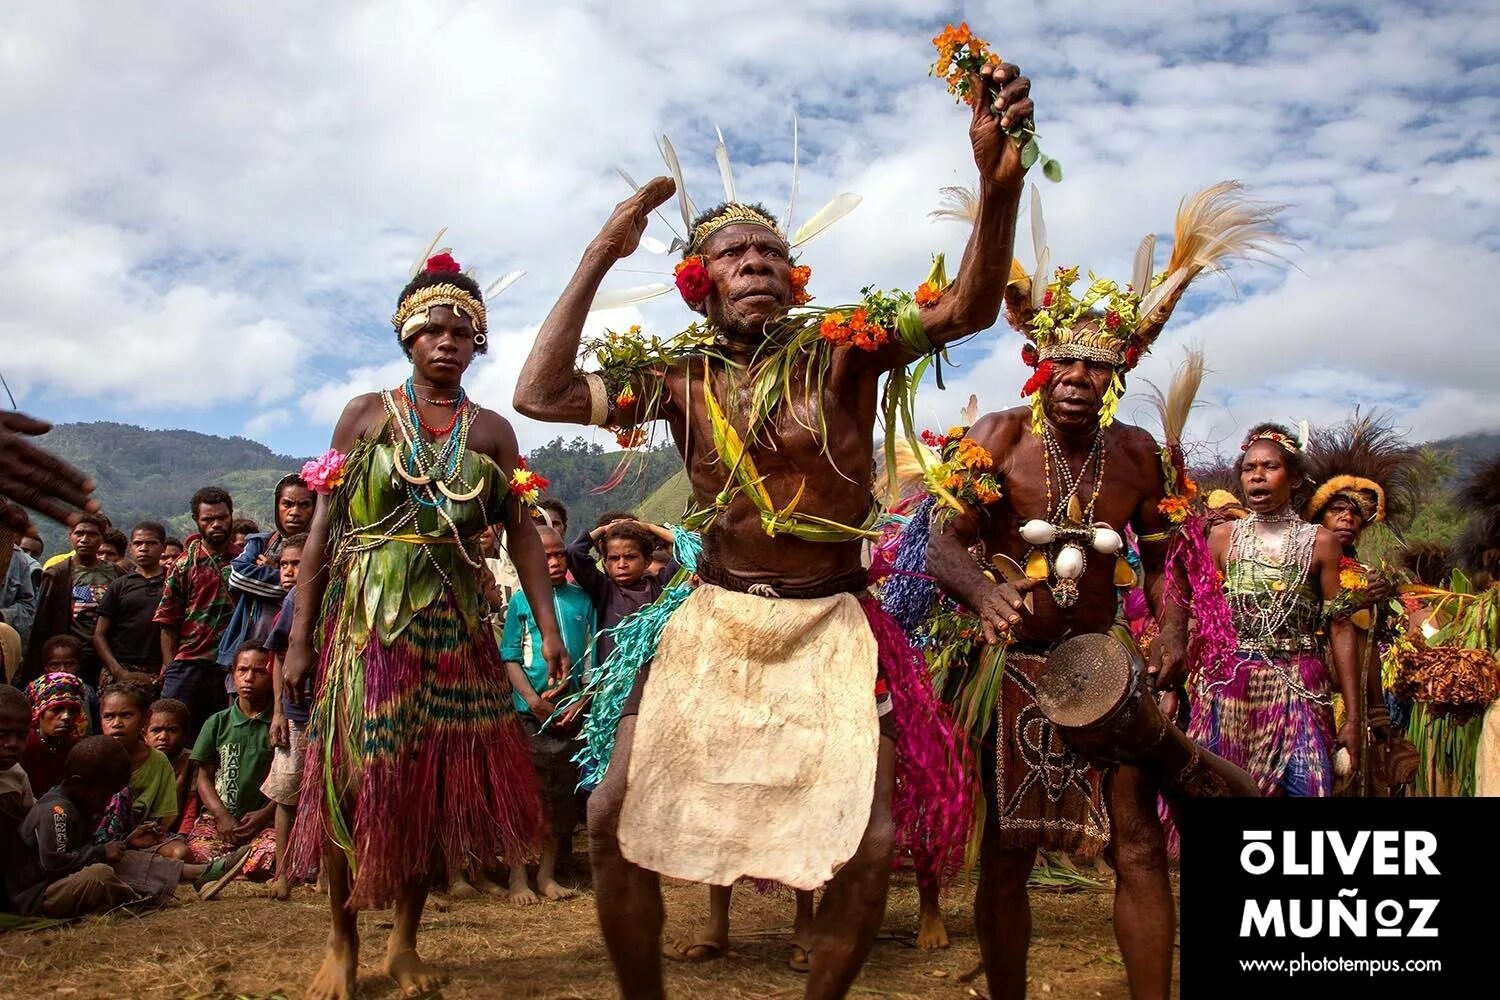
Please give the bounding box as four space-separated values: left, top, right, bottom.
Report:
1001 181 1286 370
596 119 863 310
1455 454 1500 577
392 229 525 344
1301 411 1419 528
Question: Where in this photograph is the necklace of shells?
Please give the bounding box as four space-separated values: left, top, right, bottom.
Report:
1016 426 1122 609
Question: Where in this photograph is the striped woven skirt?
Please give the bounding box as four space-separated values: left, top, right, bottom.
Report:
288 586 544 909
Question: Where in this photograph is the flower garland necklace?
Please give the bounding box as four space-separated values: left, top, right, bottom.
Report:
1227 508 1318 648
1017 426 1115 609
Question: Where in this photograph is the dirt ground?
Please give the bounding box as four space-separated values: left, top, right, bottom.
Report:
0 861 1179 999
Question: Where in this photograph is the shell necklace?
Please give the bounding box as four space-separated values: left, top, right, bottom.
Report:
1017 426 1118 609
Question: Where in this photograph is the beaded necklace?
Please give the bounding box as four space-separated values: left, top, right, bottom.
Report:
1029 426 1108 608
1227 508 1317 647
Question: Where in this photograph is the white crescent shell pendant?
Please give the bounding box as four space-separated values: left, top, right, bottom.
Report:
438 476 486 503
1019 519 1058 545
1054 544 1086 580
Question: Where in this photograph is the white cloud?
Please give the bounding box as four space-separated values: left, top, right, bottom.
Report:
1 0 1496 455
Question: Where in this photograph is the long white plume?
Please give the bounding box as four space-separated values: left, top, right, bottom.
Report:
484 270 525 299
656 134 696 233
411 227 448 278
791 193 862 248
714 126 736 204
1131 234 1156 294
589 283 673 312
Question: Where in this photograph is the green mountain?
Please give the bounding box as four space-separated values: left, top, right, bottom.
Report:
27 423 681 558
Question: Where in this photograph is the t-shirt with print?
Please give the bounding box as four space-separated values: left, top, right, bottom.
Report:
191 702 272 817
153 539 232 664
129 747 179 822
69 560 119 648
500 583 596 713
96 571 166 669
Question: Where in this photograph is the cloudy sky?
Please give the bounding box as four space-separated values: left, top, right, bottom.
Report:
3 0 1496 464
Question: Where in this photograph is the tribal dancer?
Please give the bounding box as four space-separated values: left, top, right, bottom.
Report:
1302 412 1419 794
515 56 1034 1000
283 251 563 1000
1188 423 1360 799
919 182 1282 1000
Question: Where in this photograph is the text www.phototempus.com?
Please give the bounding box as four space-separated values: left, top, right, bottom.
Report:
1238 955 1443 977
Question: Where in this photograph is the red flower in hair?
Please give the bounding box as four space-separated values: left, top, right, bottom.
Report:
1124 345 1142 369
1105 310 1121 330
1021 360 1054 397
674 256 713 306
1021 343 1039 367
426 252 462 274
1042 289 1054 308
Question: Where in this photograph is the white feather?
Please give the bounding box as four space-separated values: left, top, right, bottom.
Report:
784 112 800 234
1031 248 1050 310
1297 419 1311 451
1132 234 1156 293
589 283 674 312
928 186 978 224
1029 186 1049 272
617 164 683 241
714 125 736 204
657 134 696 233
485 270 525 299
1138 268 1189 321
639 236 669 255
411 227 448 278
791 193 862 248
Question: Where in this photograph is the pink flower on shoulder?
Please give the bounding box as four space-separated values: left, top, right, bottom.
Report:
301 449 348 495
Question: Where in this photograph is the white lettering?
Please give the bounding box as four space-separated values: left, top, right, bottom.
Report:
1406 831 1439 875
1241 831 1275 875
1329 889 1366 936
1240 898 1284 937
1374 899 1404 937
1289 898 1323 938
1407 899 1439 938
1372 831 1400 875
1327 829 1369 875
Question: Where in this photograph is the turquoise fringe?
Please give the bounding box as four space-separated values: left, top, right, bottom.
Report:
566 526 703 789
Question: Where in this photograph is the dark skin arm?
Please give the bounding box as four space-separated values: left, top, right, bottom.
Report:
1131 456 1190 714
1316 529 1362 770
194 762 240 839
92 614 127 687
924 415 1040 644
0 412 99 530
282 394 376 698
868 62 1032 369
512 178 675 426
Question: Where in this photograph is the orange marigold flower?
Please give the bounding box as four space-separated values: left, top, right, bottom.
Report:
1157 495 1191 523
789 264 813 305
616 387 636 407
914 280 943 307
819 312 848 344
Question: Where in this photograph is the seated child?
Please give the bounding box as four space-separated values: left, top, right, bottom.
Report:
260 536 306 901
7 736 208 917
502 525 595 904
20 672 89 795
36 635 101 731
183 642 276 895
100 684 180 834
1 685 36 910
145 698 194 822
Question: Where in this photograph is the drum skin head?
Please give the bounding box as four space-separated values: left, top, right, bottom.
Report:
1037 633 1135 728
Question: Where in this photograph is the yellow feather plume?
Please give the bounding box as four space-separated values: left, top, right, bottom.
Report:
1145 347 1206 448
1137 181 1287 337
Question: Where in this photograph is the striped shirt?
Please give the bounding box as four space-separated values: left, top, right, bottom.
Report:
153 538 233 663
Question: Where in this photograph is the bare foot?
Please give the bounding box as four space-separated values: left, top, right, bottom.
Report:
384 948 444 998
508 881 539 905
538 877 575 901
269 875 292 902
916 906 950 950
446 877 479 900
662 936 726 962
308 943 357 1000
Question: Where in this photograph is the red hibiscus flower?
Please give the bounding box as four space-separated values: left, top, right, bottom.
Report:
1021 343 1039 367
426 252 461 274
1021 360 1054 397
674 257 713 305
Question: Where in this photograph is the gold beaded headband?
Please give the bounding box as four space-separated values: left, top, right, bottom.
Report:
1243 429 1300 454
687 204 786 255
392 283 488 343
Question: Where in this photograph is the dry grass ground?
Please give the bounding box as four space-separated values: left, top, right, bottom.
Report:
0 861 1178 999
